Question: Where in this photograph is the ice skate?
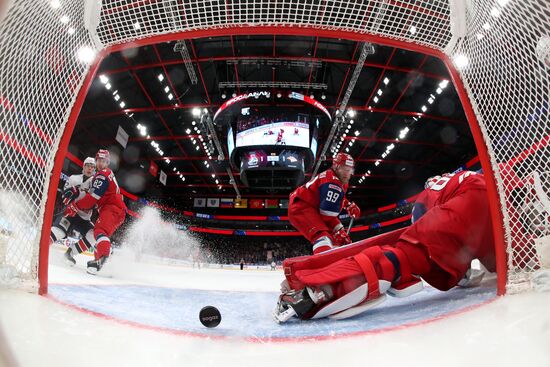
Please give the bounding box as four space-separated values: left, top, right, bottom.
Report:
458 268 485 288
86 256 108 275
64 247 76 266
273 287 329 323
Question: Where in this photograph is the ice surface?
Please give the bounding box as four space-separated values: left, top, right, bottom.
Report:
0 245 549 367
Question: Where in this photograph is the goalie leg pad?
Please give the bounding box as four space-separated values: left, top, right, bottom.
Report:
311 281 391 319
384 244 429 297
294 245 397 287
283 227 407 290
328 293 388 320
300 246 396 319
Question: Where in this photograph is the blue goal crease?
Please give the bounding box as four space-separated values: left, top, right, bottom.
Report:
48 283 496 339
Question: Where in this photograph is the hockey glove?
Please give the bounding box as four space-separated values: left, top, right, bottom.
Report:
332 223 352 247
344 199 360 219
64 202 79 217
62 187 80 206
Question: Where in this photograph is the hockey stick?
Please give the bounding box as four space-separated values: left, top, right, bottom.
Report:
347 217 354 234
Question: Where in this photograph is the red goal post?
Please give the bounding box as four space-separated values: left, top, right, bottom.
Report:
0 0 548 295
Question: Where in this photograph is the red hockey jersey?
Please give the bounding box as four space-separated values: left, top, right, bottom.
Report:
405 170 495 290
411 171 486 223
290 169 348 228
76 168 126 211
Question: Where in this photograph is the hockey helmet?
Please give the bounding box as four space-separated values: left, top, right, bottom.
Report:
83 157 96 167
332 152 355 171
95 149 110 164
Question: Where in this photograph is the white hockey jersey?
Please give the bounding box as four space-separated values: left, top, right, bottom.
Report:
64 174 94 221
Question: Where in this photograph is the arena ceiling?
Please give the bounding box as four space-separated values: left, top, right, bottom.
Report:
69 35 477 211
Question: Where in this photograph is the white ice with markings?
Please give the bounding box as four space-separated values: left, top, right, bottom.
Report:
0 245 549 367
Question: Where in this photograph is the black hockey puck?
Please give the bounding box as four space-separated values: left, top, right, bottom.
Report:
199 306 221 328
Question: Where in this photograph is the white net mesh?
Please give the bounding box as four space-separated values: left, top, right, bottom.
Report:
449 0 550 291
0 0 549 292
96 0 452 49
0 1 95 288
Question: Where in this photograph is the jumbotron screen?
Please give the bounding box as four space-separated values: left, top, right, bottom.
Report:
214 91 331 151
235 106 310 148
241 150 304 170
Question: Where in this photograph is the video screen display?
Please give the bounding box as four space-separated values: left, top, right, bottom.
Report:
235 106 310 148
215 91 332 158
236 121 309 148
241 150 304 170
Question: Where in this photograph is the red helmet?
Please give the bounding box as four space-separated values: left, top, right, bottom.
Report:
332 152 354 170
95 149 110 164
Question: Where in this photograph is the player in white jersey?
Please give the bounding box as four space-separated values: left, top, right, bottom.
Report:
50 157 96 265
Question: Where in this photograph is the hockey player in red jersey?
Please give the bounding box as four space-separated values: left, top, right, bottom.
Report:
64 149 127 274
288 152 361 254
274 170 496 323
275 128 285 145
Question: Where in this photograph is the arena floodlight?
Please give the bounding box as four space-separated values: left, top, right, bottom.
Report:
77 46 95 64
453 54 469 68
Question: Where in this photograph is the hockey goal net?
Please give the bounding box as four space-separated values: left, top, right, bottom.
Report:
0 0 548 294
